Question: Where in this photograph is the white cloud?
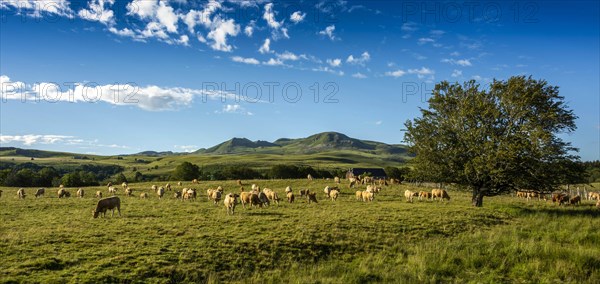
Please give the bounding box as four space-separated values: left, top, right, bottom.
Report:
217 104 253 115
401 22 418 32
0 0 73 18
156 1 178 33
126 0 158 19
263 3 282 29
177 35 189 46
319 25 337 40
327 58 342 67
352 72 367 79
263 58 284 66
174 145 198 153
450 51 460 57
258 38 272 54
346 51 370 65
408 67 435 79
244 25 253 37
375 120 382 125
231 56 260 65
430 30 445 36
441 58 472 66
290 11 306 23
277 51 304 61
312 66 344 76
207 17 240 52
385 70 406 78
78 0 115 25
1 74 240 111
182 0 221 33
418 37 435 45
451 69 462 78
0 134 131 150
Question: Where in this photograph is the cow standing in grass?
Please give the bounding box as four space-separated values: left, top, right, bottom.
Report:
93 197 121 218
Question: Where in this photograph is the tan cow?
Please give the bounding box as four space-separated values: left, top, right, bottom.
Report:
17 188 26 199
404 190 418 202
140 192 148 199
177 181 183 186
361 191 374 202
93 196 121 218
210 190 222 205
77 188 84 198
223 193 239 215
156 187 165 199
287 192 295 203
334 177 340 184
355 190 363 201
95 191 103 198
432 189 450 201
418 191 432 201
329 189 340 201
58 188 70 198
35 188 45 198
125 187 133 197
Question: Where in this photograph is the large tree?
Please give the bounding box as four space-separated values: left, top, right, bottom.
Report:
172 162 201 181
404 76 580 206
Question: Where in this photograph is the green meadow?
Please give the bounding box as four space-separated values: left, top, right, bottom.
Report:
1 180 599 283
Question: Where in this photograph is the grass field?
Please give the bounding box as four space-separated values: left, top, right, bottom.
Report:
1 180 599 283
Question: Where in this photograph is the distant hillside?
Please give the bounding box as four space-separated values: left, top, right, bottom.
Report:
0 147 74 158
134 151 179 157
194 132 408 155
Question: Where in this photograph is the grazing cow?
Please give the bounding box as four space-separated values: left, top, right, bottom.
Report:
157 187 165 199
355 191 363 201
299 189 309 197
589 192 600 201
237 180 243 186
174 191 182 199
251 184 260 192
17 188 26 199
258 192 270 206
93 196 121 218
140 192 148 199
378 179 388 186
418 191 432 201
361 191 374 202
125 187 133 197
569 195 581 205
106 182 112 187
223 193 239 215
285 186 293 194
108 186 117 195
121 182 128 190
334 177 340 184
177 181 183 186
263 188 280 205
329 189 340 201
58 188 70 198
165 183 171 191
192 179 198 184
183 188 197 201
151 185 158 192
239 191 252 208
349 178 358 188
432 189 451 201
307 174 313 181
287 192 295 203
516 191 527 198
249 193 262 208
307 192 318 204
211 190 222 205
35 188 45 198
324 186 337 197
404 190 418 202
95 191 103 198
366 185 375 193
77 188 84 198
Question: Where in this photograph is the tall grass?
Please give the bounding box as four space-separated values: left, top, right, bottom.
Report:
1 180 598 283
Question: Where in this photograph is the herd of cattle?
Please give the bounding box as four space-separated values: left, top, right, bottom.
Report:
514 190 600 206
3 178 600 218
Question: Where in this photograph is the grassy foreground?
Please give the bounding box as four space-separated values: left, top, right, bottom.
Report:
1 180 599 283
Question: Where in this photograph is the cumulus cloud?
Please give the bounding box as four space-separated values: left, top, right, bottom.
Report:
174 145 199 152
442 58 472 66
290 11 305 23
352 72 367 79
346 51 370 65
182 0 220 33
263 3 282 29
263 58 285 66
258 38 272 54
0 134 131 150
231 56 260 65
417 37 435 45
0 0 73 18
408 67 435 79
385 70 406 78
216 104 253 115
207 17 240 52
0 74 239 111
244 25 254 37
451 69 462 78
78 0 115 25
277 51 304 61
327 58 342 67
319 25 337 40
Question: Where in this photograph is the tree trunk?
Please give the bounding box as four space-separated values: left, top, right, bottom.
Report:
472 188 484 207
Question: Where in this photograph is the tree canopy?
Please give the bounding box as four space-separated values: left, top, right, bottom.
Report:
172 162 201 181
404 76 581 206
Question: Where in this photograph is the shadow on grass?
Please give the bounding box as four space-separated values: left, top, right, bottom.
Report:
243 211 285 217
508 204 600 217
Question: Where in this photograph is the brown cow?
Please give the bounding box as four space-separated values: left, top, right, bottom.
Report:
287 192 295 203
307 192 318 204
93 197 121 218
35 188 45 198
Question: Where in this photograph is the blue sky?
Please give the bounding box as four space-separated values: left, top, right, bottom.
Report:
0 0 598 160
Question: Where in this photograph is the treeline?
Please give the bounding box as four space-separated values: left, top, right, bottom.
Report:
583 160 600 183
0 162 124 187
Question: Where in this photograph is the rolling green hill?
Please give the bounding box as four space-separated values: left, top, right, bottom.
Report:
0 132 411 180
